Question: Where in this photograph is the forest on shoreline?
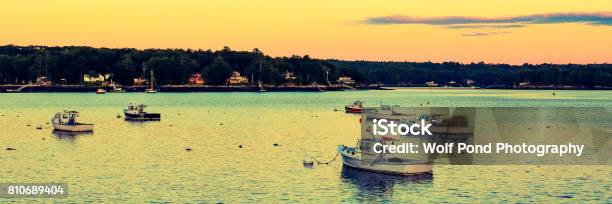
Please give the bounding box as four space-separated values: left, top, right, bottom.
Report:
0 45 610 87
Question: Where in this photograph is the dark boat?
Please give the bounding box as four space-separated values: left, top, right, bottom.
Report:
124 104 161 121
345 100 364 113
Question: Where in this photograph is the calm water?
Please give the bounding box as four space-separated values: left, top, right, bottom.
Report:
1 89 610 203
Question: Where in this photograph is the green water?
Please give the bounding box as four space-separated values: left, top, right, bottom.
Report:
0 89 610 203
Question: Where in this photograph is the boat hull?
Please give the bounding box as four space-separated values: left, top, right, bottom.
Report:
124 112 161 121
338 145 432 175
52 123 94 132
345 106 363 113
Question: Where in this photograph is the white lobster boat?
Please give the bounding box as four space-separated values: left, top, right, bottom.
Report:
51 111 94 132
339 106 434 175
338 143 433 175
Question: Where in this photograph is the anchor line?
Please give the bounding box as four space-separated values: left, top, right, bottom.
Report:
315 153 339 165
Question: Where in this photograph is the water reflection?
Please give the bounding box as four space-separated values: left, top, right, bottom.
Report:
124 120 161 126
52 130 93 141
341 166 432 201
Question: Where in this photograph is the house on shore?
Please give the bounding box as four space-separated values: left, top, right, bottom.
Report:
84 73 111 84
133 77 148 86
227 71 248 85
337 76 355 86
36 77 52 86
188 73 205 85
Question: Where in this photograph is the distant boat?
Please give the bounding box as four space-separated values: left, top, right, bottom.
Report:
96 88 106 94
111 83 126 93
257 63 267 92
51 111 94 132
258 81 267 92
112 87 126 93
145 70 158 93
124 104 161 121
345 100 364 113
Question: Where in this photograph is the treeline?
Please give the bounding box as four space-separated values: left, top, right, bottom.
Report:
0 45 610 87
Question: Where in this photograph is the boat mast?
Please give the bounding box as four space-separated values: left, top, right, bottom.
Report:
258 63 262 87
150 70 156 90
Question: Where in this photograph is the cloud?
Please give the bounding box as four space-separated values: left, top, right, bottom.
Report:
446 24 525 29
461 31 510 37
364 12 612 28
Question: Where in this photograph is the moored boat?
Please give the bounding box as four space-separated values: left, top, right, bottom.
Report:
145 70 158 93
345 100 364 113
96 88 106 94
111 83 126 93
338 144 433 175
124 104 161 121
51 111 94 132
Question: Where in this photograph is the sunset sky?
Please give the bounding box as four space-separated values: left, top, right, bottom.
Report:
1 0 611 64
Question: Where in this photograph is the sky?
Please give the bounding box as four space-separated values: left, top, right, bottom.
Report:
1 0 611 64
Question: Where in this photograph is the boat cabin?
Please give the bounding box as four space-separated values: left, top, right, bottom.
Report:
52 111 80 125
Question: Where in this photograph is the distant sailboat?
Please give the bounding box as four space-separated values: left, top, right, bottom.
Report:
258 63 267 92
111 81 126 93
145 70 158 93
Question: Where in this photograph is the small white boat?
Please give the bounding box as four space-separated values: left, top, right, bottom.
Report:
96 88 106 94
338 144 432 175
51 111 94 132
258 81 267 92
111 84 126 93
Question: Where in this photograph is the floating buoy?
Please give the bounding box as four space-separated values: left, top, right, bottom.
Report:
333 108 338 112
303 156 315 167
6 148 16 151
220 123 223 126
303 160 314 167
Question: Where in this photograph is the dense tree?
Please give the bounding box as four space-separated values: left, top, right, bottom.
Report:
0 45 610 87
201 56 232 85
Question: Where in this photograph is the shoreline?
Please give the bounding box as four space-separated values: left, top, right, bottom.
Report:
0 85 391 93
0 85 610 93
